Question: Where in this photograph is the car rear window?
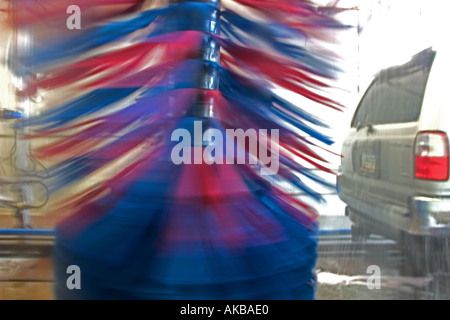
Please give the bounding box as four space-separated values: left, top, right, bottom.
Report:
351 62 433 128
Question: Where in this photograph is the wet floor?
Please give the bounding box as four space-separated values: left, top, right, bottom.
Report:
1 241 449 300
315 246 450 300
1 212 448 300
0 258 53 300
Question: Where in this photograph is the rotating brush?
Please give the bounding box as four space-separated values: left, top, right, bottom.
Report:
9 0 351 299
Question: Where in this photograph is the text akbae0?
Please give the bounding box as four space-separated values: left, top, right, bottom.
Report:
180 304 269 317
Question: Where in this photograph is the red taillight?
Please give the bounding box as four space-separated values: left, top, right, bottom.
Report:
415 131 449 181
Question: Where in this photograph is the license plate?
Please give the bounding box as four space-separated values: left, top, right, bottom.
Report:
361 153 377 172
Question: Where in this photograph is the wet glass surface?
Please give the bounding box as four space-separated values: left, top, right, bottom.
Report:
1 0 450 301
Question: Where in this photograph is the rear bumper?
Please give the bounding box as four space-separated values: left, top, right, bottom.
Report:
338 188 450 238
411 196 450 237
